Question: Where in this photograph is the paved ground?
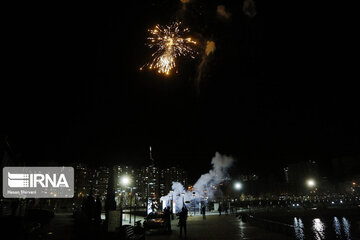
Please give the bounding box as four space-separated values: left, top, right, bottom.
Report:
146 214 293 240
41 213 75 240
41 213 293 240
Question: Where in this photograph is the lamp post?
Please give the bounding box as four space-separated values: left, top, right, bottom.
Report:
192 192 196 216
120 175 131 224
146 182 149 215
119 190 125 226
169 190 173 212
134 193 138 223
234 182 242 213
170 190 174 219
128 186 134 224
146 182 154 215
181 192 185 209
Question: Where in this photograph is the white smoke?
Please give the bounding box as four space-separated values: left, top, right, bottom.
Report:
194 152 233 198
160 152 234 212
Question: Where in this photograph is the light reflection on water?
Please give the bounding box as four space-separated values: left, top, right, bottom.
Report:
293 217 353 240
294 217 305 240
313 218 325 240
342 217 351 240
333 217 341 237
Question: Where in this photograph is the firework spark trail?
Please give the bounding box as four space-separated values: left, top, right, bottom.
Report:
141 22 197 75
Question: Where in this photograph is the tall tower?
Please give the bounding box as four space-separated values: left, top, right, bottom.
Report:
149 146 154 167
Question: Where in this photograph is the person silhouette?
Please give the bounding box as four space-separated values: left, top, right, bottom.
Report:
201 205 206 219
179 206 188 238
11 200 19 216
95 196 102 224
164 206 171 232
82 192 95 222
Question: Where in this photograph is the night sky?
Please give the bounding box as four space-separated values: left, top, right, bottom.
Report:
1 1 359 182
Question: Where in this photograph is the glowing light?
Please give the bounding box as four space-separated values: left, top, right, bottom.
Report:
121 176 130 186
142 22 197 75
234 182 242 190
307 179 315 187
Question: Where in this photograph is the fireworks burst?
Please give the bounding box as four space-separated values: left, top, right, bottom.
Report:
141 22 197 75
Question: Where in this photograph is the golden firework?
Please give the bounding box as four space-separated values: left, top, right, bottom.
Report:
141 22 197 75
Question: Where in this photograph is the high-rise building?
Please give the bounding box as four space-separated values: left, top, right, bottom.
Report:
74 163 109 199
91 166 109 198
74 163 90 198
163 167 188 194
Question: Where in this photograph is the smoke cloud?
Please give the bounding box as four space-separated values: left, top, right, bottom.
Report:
160 152 234 212
196 40 216 87
243 0 257 18
193 152 234 198
205 41 216 56
180 0 190 12
217 5 231 19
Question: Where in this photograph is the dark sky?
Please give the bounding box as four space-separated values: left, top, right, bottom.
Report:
1 1 359 182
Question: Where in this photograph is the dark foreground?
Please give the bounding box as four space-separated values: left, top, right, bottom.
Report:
3 211 360 239
145 214 293 240
37 213 292 240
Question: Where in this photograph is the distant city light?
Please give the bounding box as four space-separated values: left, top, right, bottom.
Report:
307 179 315 187
234 182 242 190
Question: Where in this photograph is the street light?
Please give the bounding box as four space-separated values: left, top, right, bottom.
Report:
121 176 130 186
234 182 242 190
307 179 315 188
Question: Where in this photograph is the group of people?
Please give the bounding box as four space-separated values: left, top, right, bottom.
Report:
162 205 189 238
177 206 188 238
82 195 102 224
163 205 207 238
163 206 172 232
218 205 229 216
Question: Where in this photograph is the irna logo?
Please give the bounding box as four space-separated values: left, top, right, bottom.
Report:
8 172 69 188
3 167 74 198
